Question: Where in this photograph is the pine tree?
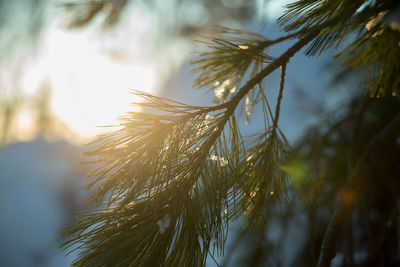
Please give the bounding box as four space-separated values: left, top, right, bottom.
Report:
62 1 400 266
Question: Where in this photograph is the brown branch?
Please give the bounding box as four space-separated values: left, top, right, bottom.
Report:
259 32 300 48
272 63 287 138
193 31 319 162
316 113 400 267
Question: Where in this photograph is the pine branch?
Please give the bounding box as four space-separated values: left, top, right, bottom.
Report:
192 26 311 107
58 1 400 266
192 29 319 117
226 30 319 110
258 32 301 48
62 28 320 266
62 0 129 29
279 0 400 96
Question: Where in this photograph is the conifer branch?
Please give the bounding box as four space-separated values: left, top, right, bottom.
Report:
258 31 301 48
189 29 318 117
60 1 400 265
62 27 321 266
221 30 318 112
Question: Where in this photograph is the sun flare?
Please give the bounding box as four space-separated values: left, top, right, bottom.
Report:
20 16 157 142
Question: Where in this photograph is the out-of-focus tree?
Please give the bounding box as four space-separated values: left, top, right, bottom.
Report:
0 0 50 64
0 95 23 145
62 0 400 266
61 0 265 80
224 79 400 267
62 0 257 30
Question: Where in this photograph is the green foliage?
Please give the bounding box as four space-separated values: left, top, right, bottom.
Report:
63 82 296 266
293 96 400 266
191 27 273 102
63 92 235 265
279 0 400 96
63 0 129 28
62 0 400 266
336 27 400 97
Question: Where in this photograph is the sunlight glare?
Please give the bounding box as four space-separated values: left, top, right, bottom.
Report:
21 15 157 142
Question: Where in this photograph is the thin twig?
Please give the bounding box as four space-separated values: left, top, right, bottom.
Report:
228 30 318 109
272 63 287 139
185 30 319 119
209 251 221 267
259 32 300 48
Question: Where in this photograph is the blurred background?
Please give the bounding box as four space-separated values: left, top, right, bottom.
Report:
1 0 398 266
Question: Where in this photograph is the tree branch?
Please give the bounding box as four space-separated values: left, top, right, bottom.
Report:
199 30 319 116
272 63 287 139
195 31 318 163
259 31 300 48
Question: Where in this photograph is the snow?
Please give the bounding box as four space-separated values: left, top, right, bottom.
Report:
0 137 84 266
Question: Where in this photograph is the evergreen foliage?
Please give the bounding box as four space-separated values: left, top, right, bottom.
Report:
278 0 400 96
62 0 400 266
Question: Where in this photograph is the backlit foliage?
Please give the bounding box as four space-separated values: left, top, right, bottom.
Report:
63 1 400 266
